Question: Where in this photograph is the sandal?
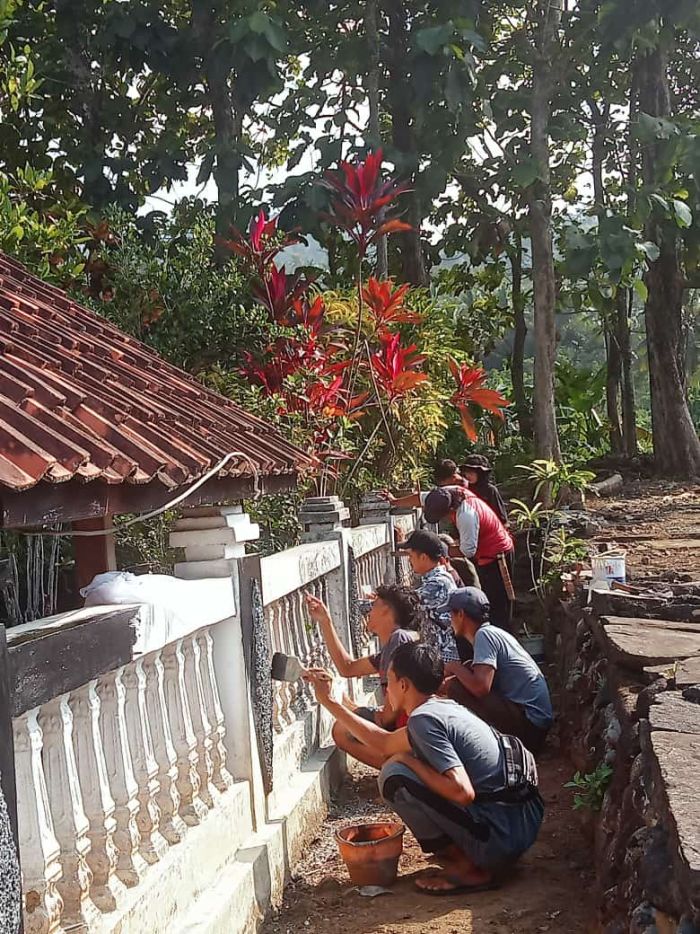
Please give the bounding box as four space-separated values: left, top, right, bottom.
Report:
414 873 500 897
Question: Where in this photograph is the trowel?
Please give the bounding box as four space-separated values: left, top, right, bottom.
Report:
271 652 306 682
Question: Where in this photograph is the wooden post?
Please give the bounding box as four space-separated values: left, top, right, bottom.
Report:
72 516 117 594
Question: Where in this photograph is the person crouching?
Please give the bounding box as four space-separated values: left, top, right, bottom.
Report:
442 588 553 754
304 642 544 895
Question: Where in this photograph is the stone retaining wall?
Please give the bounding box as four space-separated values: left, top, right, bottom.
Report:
553 586 700 933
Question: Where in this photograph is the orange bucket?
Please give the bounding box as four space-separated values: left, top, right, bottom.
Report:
335 821 405 887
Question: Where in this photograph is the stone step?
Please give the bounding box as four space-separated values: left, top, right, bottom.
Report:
593 616 700 670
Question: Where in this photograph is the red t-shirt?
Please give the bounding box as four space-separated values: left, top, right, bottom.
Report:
451 489 513 566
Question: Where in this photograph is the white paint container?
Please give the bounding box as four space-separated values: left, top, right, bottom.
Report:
591 552 627 586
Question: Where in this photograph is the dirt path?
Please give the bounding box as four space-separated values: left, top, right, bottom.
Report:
586 479 699 579
263 733 596 934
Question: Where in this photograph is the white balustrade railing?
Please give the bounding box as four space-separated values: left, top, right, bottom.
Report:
8 507 418 933
9 605 240 934
260 524 397 765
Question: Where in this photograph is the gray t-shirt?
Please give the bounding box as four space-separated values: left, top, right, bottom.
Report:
370 628 418 691
473 624 553 729
407 697 506 794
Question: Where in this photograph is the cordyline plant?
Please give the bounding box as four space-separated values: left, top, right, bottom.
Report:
449 358 510 441
221 150 511 495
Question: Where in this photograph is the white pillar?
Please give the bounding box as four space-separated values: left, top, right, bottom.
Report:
96 670 147 888
181 634 216 809
13 710 63 934
160 640 209 826
198 630 233 792
38 696 99 929
142 650 188 846
121 660 169 865
70 681 126 914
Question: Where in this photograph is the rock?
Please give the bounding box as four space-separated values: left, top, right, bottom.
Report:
593 617 700 671
676 657 700 690
590 474 625 498
649 693 700 735
647 732 700 904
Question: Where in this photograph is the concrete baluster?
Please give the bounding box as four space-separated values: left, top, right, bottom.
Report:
182 634 215 809
13 710 63 934
161 639 209 826
143 650 188 846
122 659 169 865
96 670 147 888
38 696 99 929
70 681 126 913
198 630 233 792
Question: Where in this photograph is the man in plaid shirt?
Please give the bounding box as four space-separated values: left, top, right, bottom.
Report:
398 530 461 663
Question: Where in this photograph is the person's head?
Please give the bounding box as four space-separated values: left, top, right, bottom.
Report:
435 458 460 485
398 529 447 575
440 587 490 641
386 641 444 713
366 584 424 640
437 533 456 569
422 486 462 525
460 454 492 488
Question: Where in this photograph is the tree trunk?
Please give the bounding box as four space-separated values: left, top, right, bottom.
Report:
605 327 624 454
639 45 700 476
509 240 533 439
619 65 640 458
366 0 387 279
192 0 241 263
589 96 623 455
616 287 638 457
528 0 562 463
385 0 428 286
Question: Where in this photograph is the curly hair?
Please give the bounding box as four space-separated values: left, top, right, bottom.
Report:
374 584 425 632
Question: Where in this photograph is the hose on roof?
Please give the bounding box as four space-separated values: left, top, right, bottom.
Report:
19 451 261 537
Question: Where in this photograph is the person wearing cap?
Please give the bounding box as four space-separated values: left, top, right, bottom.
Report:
441 588 553 754
422 485 515 632
397 530 460 663
461 454 509 526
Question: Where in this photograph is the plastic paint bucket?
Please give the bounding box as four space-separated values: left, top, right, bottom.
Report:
591 552 626 586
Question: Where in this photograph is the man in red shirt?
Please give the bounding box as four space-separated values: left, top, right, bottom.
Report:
422 486 515 632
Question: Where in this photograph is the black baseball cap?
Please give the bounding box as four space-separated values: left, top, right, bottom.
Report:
439 587 490 621
398 530 447 561
423 487 453 525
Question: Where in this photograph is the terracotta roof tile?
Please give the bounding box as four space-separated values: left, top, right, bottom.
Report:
0 253 312 493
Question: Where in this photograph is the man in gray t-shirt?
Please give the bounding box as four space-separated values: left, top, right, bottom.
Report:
304 642 544 895
440 588 553 753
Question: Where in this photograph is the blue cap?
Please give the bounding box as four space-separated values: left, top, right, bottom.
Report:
439 587 490 621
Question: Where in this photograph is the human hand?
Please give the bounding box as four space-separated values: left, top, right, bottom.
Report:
304 592 331 625
437 676 455 697
379 490 397 504
303 668 334 705
394 525 407 544
443 661 464 678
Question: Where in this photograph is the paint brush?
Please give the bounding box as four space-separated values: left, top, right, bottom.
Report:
271 652 306 682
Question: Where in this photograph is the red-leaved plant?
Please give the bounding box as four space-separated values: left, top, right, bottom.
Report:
363 278 422 335
448 359 510 441
322 149 412 258
371 334 428 400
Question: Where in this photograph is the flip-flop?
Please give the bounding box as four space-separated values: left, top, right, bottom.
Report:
414 873 499 897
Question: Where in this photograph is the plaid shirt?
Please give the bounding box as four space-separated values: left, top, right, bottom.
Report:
416 566 460 662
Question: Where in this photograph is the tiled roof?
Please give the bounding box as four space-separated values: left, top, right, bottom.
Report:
0 253 312 493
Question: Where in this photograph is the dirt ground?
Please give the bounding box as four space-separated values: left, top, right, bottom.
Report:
586 479 700 579
263 730 596 934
